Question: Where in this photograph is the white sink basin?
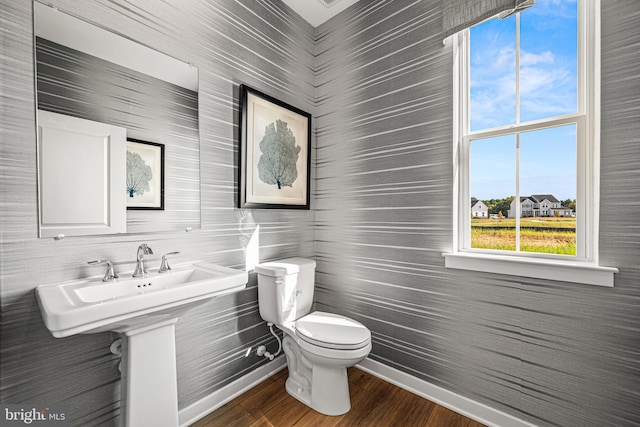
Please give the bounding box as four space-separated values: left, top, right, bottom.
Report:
36 261 248 337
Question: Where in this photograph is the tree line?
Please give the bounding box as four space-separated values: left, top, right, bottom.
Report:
483 197 514 216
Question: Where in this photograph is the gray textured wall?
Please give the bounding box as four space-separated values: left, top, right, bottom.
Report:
2 0 640 427
1 0 314 425
315 1 640 427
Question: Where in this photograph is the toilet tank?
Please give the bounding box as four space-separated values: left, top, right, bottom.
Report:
255 257 316 324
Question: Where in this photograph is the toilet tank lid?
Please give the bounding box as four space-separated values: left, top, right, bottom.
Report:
255 257 316 277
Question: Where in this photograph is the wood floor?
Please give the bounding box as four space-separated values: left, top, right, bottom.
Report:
191 367 487 427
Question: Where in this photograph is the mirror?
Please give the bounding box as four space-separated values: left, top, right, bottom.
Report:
34 1 200 238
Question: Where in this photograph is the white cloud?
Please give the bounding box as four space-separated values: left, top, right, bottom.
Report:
493 47 516 69
520 64 575 118
520 50 554 66
520 65 570 95
526 0 577 19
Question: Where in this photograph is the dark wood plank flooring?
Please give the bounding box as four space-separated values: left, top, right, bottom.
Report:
191 367 487 427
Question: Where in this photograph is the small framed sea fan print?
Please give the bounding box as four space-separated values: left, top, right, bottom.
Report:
238 85 312 209
126 138 164 210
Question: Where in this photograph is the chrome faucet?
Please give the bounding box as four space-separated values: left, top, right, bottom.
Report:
133 244 153 278
158 251 180 273
88 259 119 282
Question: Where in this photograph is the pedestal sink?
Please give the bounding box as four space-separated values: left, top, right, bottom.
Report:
36 261 248 427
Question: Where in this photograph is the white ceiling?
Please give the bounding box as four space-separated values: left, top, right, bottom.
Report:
280 0 360 27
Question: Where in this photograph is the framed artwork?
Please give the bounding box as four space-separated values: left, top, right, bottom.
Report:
238 85 312 209
126 138 164 210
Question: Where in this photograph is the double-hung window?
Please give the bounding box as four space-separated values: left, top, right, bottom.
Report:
445 0 617 286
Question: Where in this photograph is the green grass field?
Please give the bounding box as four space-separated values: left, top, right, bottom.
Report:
471 217 576 255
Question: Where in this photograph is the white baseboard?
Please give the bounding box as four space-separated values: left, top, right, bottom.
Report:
356 358 537 427
178 357 287 427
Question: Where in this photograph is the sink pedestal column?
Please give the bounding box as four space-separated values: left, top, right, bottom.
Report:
120 318 179 427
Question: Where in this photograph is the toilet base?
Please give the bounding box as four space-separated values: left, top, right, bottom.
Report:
282 335 353 416
285 366 350 416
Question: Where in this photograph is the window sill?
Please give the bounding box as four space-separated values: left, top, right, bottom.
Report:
443 252 618 287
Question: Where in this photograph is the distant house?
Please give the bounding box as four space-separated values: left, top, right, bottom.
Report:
508 194 573 218
471 197 488 218
551 206 574 217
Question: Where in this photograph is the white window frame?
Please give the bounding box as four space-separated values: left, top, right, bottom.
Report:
444 0 617 287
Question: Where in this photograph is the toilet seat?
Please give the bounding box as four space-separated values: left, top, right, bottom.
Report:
295 311 371 350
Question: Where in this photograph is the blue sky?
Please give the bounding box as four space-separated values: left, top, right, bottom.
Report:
469 0 578 201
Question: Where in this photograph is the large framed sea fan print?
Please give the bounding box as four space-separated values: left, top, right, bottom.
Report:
238 85 311 209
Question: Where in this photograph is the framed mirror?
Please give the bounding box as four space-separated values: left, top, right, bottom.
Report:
34 1 200 238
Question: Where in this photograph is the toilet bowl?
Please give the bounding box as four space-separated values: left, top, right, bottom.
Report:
256 258 372 416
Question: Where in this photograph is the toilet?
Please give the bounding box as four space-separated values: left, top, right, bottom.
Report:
255 257 371 416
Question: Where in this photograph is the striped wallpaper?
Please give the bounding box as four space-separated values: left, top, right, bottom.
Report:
315 1 640 427
1 0 639 427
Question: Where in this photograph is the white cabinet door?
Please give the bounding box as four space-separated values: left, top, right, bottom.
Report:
37 110 126 237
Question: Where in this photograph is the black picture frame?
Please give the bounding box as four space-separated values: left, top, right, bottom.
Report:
238 84 312 209
126 138 165 210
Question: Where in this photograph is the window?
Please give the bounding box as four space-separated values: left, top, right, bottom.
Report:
445 0 617 286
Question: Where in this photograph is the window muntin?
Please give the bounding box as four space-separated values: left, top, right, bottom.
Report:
460 0 587 260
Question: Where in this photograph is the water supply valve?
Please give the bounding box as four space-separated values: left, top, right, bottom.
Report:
256 345 275 360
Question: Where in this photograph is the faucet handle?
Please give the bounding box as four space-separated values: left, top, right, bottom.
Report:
158 252 180 273
88 260 119 282
139 243 153 255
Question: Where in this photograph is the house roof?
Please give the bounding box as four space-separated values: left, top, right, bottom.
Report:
531 194 560 203
517 194 561 204
471 198 485 208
